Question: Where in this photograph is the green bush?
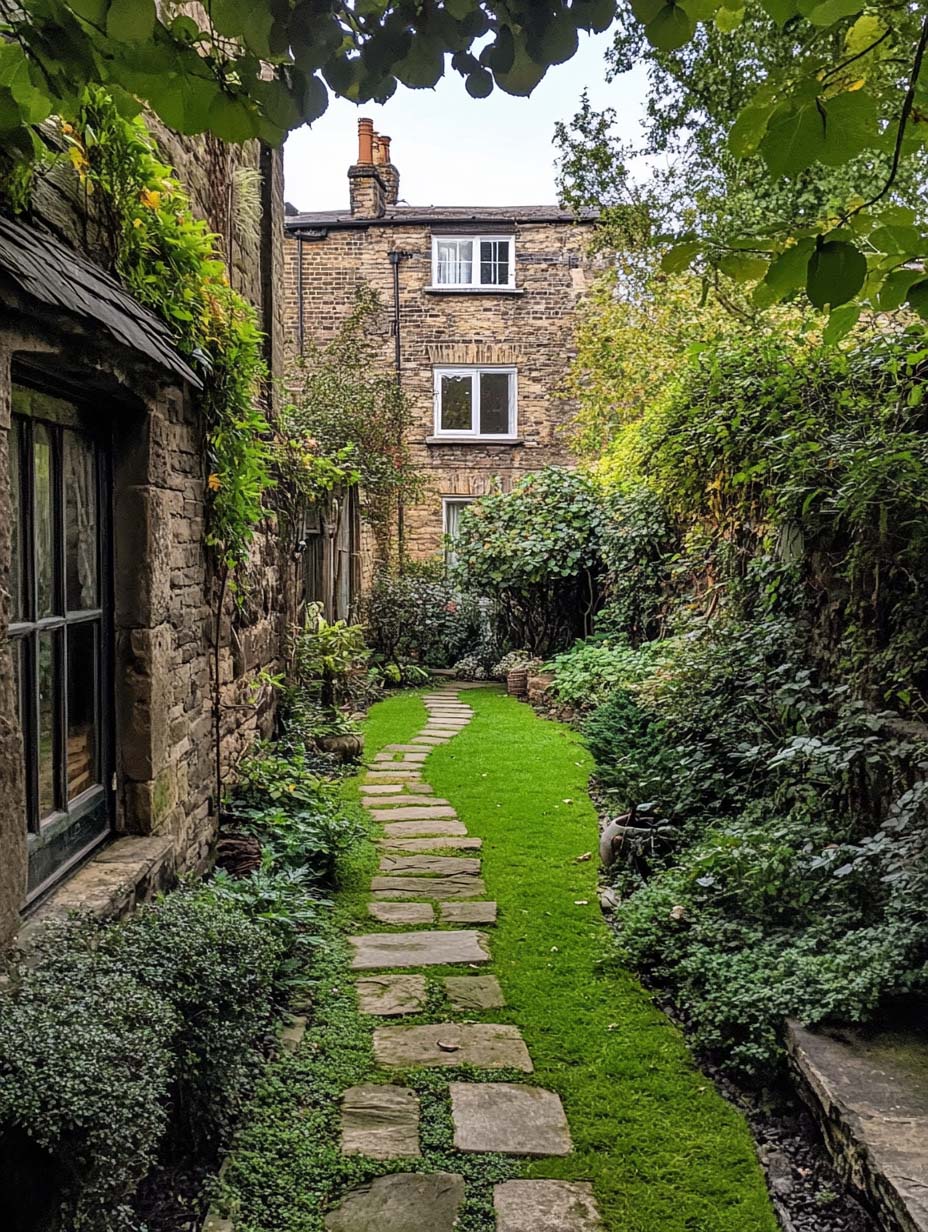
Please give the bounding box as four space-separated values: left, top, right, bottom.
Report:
0 922 177 1232
546 636 665 710
364 564 483 667
582 688 671 806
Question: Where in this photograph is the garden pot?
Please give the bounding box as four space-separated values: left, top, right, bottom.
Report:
314 732 363 762
507 667 529 698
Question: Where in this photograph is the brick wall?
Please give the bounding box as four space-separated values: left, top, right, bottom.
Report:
283 215 594 566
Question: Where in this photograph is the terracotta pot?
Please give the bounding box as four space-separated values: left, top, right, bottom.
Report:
314 732 363 762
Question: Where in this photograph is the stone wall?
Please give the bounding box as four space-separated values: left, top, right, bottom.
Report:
282 215 594 567
0 129 290 944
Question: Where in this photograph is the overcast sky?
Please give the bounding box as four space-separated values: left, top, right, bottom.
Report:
283 28 649 212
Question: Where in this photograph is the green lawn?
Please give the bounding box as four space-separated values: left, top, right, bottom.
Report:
220 686 776 1232
425 687 777 1232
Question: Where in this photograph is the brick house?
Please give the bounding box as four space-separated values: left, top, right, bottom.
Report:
283 118 596 588
0 131 291 946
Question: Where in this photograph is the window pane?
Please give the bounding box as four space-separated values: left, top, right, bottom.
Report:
479 373 511 435
34 422 56 618
440 375 473 431
480 240 509 285
37 632 59 819
67 623 98 800
10 417 24 621
64 430 98 611
436 239 473 285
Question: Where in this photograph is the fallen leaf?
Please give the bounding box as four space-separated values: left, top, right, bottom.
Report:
574 899 589 906
437 1040 461 1052
575 851 592 862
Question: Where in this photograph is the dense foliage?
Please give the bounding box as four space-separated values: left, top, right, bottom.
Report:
364 561 485 669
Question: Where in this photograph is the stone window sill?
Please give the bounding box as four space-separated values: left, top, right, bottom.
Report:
424 286 524 296
425 435 523 446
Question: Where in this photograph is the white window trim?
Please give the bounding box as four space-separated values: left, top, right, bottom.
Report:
433 366 518 439
430 233 516 289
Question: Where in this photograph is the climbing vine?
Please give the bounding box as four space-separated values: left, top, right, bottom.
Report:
58 89 272 573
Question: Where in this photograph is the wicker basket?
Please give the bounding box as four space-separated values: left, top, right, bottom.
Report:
507 666 529 698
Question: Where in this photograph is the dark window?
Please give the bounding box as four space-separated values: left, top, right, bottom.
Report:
480 239 510 286
8 382 112 901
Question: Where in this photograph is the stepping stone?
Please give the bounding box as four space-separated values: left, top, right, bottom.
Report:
365 770 423 781
494 1181 602 1232
379 855 481 877
369 806 458 822
372 751 429 763
374 1023 533 1072
350 930 490 969
372 874 486 900
412 737 447 745
365 795 450 807
324 1172 465 1232
441 901 497 924
420 729 462 736
379 836 482 853
449 1083 571 1156
362 783 429 796
341 1084 420 1158
383 744 432 752
368 902 434 925
444 975 506 1011
356 974 427 1016
384 820 467 838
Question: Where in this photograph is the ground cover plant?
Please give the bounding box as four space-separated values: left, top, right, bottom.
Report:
213 687 776 1232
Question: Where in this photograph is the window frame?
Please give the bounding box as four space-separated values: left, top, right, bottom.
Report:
430 233 516 289
432 366 518 440
8 377 114 903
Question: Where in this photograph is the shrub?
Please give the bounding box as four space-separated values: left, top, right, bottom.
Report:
490 649 538 680
289 606 369 709
102 889 284 1155
582 688 671 806
595 484 675 644
546 635 665 710
364 564 483 668
0 923 177 1232
451 468 605 655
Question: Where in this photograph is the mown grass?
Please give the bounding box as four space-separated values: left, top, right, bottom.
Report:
219 686 776 1232
426 687 778 1232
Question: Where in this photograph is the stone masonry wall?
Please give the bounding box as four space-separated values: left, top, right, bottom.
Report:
282 217 594 567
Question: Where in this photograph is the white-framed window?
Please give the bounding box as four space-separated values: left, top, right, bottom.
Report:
433 367 517 438
432 234 515 288
442 497 474 567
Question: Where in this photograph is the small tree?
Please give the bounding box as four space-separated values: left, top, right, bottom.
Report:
451 468 605 656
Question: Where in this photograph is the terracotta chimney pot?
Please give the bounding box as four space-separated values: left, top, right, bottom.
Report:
357 117 374 165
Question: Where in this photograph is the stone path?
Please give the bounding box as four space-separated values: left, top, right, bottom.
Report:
326 685 604 1231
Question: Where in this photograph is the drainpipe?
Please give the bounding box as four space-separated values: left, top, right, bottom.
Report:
297 233 305 355
389 250 408 569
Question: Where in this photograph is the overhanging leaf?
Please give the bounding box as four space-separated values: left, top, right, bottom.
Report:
763 238 815 295
877 268 920 312
106 0 156 42
822 303 860 344
806 239 867 308
906 279 928 320
661 239 702 273
645 3 696 51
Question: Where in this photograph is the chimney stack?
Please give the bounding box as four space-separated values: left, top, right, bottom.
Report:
379 134 400 206
349 116 385 217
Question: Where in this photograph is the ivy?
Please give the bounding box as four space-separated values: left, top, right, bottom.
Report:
61 90 272 572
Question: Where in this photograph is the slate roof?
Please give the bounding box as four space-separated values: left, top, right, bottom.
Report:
0 213 202 388
285 204 599 232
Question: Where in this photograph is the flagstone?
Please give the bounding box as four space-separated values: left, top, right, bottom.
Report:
372 874 486 899
378 836 482 853
383 819 468 838
363 795 450 808
361 782 430 796
341 1084 421 1159
350 929 490 969
493 1181 602 1232
369 806 458 822
372 751 429 763
356 974 427 1016
378 854 480 876
443 974 505 1011
368 901 434 925
382 743 434 753
373 1022 533 1072
440 901 497 924
324 1172 465 1232
449 1083 571 1156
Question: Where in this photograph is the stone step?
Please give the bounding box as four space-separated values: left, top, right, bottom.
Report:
382 743 433 752
324 1172 464 1232
361 782 434 795
341 1084 420 1159
449 1082 571 1156
372 751 429 763
444 974 505 1011
378 836 483 853
440 901 496 924
365 795 451 808
378 855 481 877
371 874 486 900
356 974 426 1016
365 770 423 781
374 1022 533 1072
494 1181 602 1231
350 929 490 969
383 820 468 838
369 806 458 821
368 902 434 925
